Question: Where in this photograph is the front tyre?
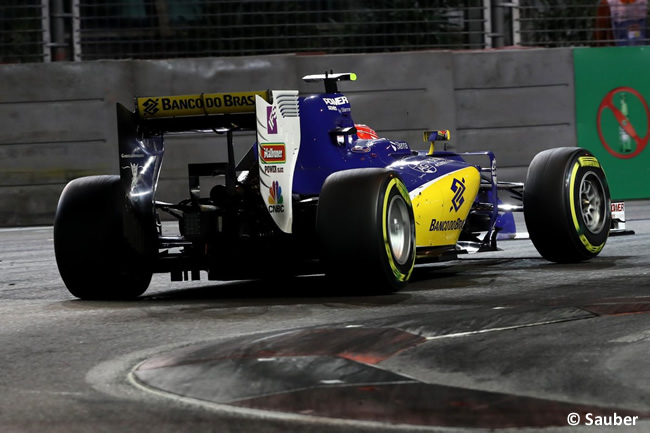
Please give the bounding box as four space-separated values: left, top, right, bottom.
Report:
316 168 415 294
54 175 152 299
523 147 611 263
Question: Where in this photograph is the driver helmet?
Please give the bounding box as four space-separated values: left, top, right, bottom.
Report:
355 124 379 140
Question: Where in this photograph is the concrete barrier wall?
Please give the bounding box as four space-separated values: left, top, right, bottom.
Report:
452 48 577 181
0 48 575 226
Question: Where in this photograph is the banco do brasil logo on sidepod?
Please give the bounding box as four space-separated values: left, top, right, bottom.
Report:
450 178 466 212
268 181 284 213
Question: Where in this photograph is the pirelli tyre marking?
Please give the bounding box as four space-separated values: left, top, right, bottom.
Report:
569 158 607 254
382 178 415 283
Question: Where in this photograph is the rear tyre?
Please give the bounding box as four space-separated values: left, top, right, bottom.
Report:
524 147 611 263
54 175 152 299
316 168 415 294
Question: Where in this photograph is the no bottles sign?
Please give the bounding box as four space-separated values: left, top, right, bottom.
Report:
597 87 649 159
575 46 650 200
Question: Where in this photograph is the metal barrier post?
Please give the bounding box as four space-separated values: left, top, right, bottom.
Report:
72 0 81 61
51 0 68 60
491 0 505 48
41 0 52 62
484 0 493 48
510 0 520 46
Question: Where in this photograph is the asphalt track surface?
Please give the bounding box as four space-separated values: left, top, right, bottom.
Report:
1 202 649 433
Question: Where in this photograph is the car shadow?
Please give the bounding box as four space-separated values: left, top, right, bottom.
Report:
60 274 413 309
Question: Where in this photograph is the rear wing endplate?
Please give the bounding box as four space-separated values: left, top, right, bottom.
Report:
255 90 301 234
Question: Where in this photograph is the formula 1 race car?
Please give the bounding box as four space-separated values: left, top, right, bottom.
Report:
54 72 615 299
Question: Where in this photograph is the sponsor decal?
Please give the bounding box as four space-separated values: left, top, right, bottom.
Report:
611 202 625 213
142 98 160 116
323 96 349 106
450 177 466 212
158 94 255 111
137 91 266 118
390 141 410 151
267 106 278 134
120 152 145 159
432 159 452 167
429 218 465 232
121 162 141 190
264 165 284 174
411 161 438 174
260 143 285 164
610 201 625 229
411 158 453 173
268 181 284 213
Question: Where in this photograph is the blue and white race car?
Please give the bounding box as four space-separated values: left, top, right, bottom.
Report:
53 72 616 299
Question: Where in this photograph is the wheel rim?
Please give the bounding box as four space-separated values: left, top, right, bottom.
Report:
579 171 607 234
387 195 412 265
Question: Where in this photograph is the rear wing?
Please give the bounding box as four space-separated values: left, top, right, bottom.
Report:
116 88 302 246
116 89 270 255
121 90 271 134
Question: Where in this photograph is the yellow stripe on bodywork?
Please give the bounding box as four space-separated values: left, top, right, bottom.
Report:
136 90 269 118
410 166 480 248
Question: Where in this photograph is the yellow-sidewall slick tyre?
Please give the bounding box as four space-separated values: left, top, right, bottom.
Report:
524 147 611 263
317 168 415 294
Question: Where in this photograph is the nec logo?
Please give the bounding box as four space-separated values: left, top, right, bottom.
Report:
142 98 160 116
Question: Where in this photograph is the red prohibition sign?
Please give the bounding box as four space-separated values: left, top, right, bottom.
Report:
597 86 650 159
